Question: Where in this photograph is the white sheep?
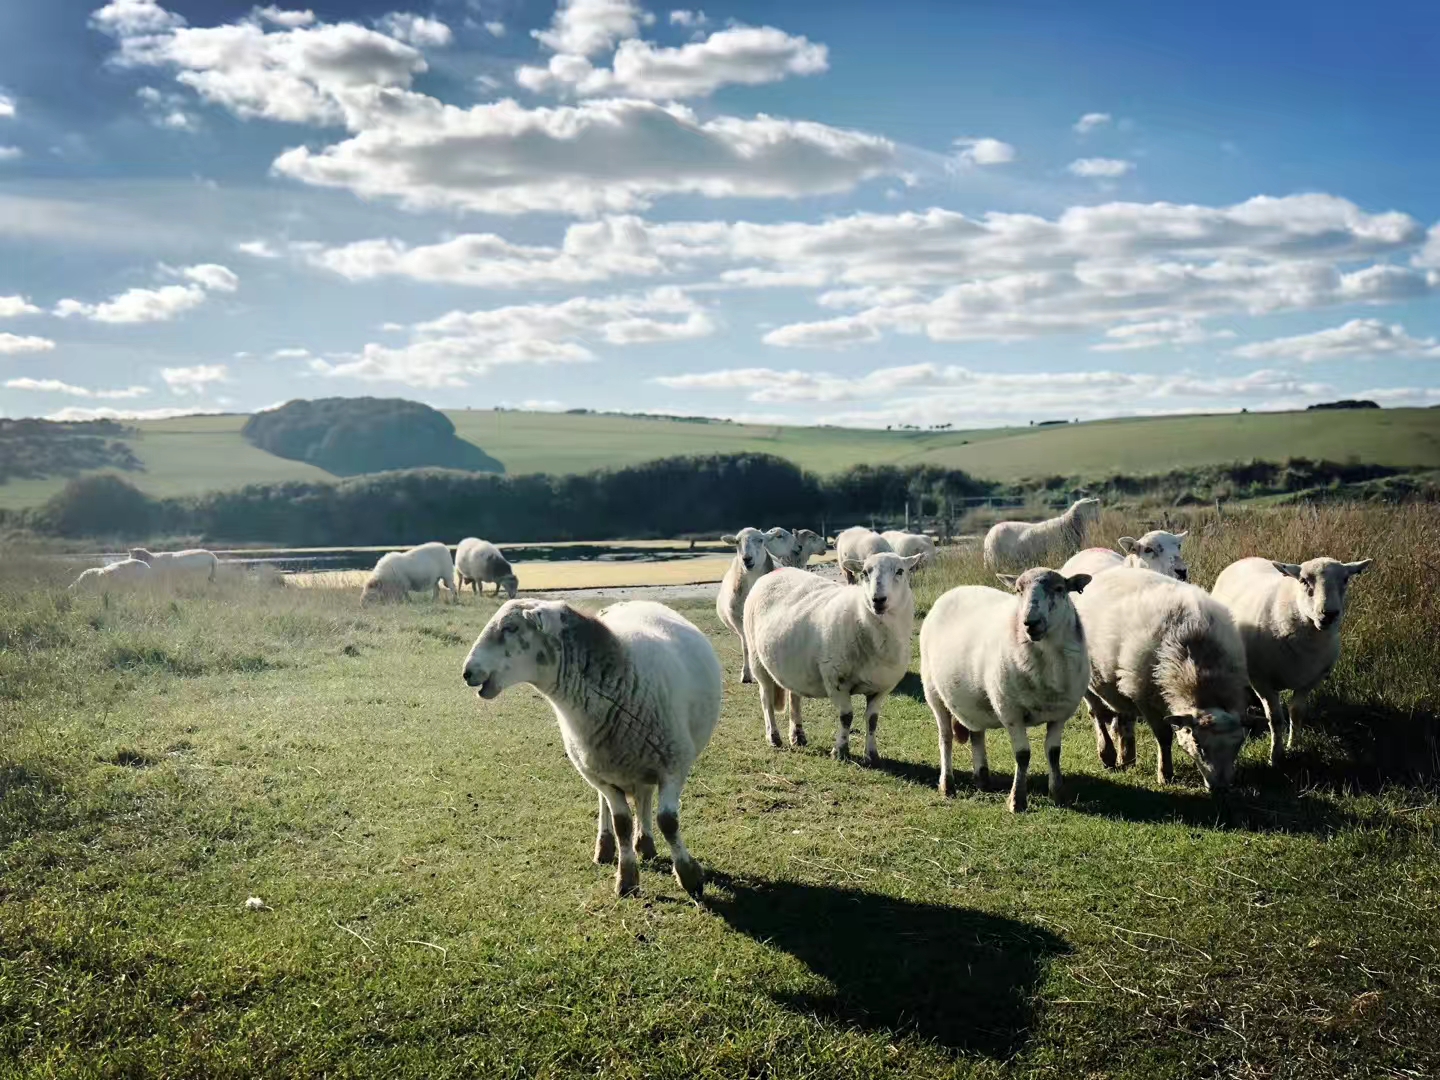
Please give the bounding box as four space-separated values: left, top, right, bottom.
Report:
1060 529 1190 581
1072 567 1250 791
461 598 722 898
129 547 219 582
881 530 937 568
983 498 1101 573
744 551 923 762
715 527 776 683
764 527 828 569
920 568 1091 812
69 558 152 591
455 537 518 599
834 526 892 584
361 541 456 605
1211 555 1372 764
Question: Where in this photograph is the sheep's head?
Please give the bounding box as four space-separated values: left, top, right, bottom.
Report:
360 576 405 606
795 529 828 564
462 599 566 699
762 527 800 565
842 551 923 618
1069 498 1102 524
500 573 519 600
1168 710 1247 791
996 568 1089 642
1119 530 1189 580
1273 556 1372 631
129 547 153 562
722 527 770 572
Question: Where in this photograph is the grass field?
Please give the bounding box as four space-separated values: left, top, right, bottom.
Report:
1 504 1437 1077
4 406 1438 510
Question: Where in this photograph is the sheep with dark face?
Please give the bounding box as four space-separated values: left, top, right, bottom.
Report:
461 599 722 898
983 498 1101 573
715 527 776 683
455 537 518 599
1211 555 1372 764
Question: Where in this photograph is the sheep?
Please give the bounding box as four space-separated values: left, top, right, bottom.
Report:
455 537 518 599
744 551 923 763
881 530 937 568
461 598 722 898
715 527 776 683
1211 556 1372 764
983 498 1102 573
920 568 1091 812
764 527 828 569
1071 567 1249 791
835 526 892 584
1060 529 1189 581
129 547 219 582
70 558 152 591
360 541 456 605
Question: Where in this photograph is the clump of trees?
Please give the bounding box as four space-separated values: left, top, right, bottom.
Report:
0 418 142 485
242 397 504 476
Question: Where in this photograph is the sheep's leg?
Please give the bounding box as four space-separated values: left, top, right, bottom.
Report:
1258 688 1287 766
862 691 887 765
788 692 806 747
1045 719 1067 803
739 633 754 685
634 785 658 861
599 785 640 896
594 790 617 865
926 684 956 796
753 661 783 748
829 691 855 762
1087 692 1118 770
1002 720 1032 813
1115 716 1136 768
970 727 991 791
1148 718 1175 784
657 776 704 898
1287 690 1311 750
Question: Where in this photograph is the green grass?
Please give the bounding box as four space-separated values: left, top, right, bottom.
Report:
4 406 1438 510
2 502 1438 1077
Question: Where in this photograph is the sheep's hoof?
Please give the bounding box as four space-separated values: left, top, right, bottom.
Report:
616 859 641 897
674 857 705 898
865 748 880 767
741 671 754 685
974 768 992 791
1008 793 1028 813
767 730 782 748
1049 780 1069 804
790 728 807 747
1098 745 1117 770
939 775 955 798
594 832 617 865
832 744 850 762
635 833 657 861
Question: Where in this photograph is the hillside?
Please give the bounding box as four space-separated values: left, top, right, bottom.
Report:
1 406 1437 510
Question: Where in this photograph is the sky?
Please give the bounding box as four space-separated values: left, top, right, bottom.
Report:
1 0 1439 427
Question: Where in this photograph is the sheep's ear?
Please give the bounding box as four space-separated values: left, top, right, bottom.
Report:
1272 561 1303 579
1173 530 1189 541
1343 559 1373 577
520 605 552 634
1166 714 1195 730
1065 573 1091 594
995 573 1019 591
721 534 738 546
1117 536 1139 554
901 553 924 572
841 558 866 578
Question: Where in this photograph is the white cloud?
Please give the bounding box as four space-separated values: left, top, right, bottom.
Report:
1068 157 1134 178
533 0 650 58
271 347 311 358
517 25 828 99
161 363 229 394
761 318 880 349
137 85 199 130
0 94 15 119
1091 318 1236 352
311 287 714 387
235 238 281 258
4 378 150 400
0 333 56 354
254 6 317 28
55 262 238 323
1234 318 1440 362
484 20 506 37
669 10 708 27
375 12 453 47
0 146 23 162
0 296 40 318
953 137 1015 166
1074 112 1111 135
45 405 224 422
90 0 185 36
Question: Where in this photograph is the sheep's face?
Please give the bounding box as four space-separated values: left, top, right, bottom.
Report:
1274 557 1372 632
997 568 1089 641
360 577 404 606
500 574 519 600
843 552 923 618
796 529 828 564
1169 710 1246 790
462 599 564 699
763 527 799 565
722 528 770 573
1119 530 1189 580
1070 498 1102 525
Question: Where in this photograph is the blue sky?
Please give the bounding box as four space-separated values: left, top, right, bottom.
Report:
1 0 1438 426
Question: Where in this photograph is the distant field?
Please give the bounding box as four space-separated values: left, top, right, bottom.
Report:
3 407 1437 510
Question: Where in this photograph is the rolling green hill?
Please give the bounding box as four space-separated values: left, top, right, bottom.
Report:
2 406 1437 511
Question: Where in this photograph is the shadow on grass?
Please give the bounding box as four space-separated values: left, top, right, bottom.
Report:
1285 697 1440 796
1064 771 1357 834
705 874 1067 1058
891 670 926 705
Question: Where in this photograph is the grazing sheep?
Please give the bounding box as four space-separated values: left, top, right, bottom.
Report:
361 542 456 605
881 530 937 568
715 527 776 683
1072 568 1249 791
744 551 923 762
455 537 518 599
983 498 1101 573
70 558 152 591
1211 556 1372 764
835 526 892 584
461 599 722 898
921 568 1091 811
765 527 828 569
129 547 219 582
1061 529 1189 581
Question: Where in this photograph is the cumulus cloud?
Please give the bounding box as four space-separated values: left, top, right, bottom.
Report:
484 21 506 37
1073 112 1111 135
235 239 281 258
55 263 238 323
254 6 316 28
533 0 650 57
953 137 1015 167
1233 318 1440 362
0 147 23 162
669 10 708 27
0 333 56 354
271 347 311 358
1068 157 1134 178
161 363 229 394
0 296 41 318
90 0 185 36
137 85 199 130
375 12 453 47
4 378 150 399
0 94 14 119
1091 318 1237 352
311 287 714 387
